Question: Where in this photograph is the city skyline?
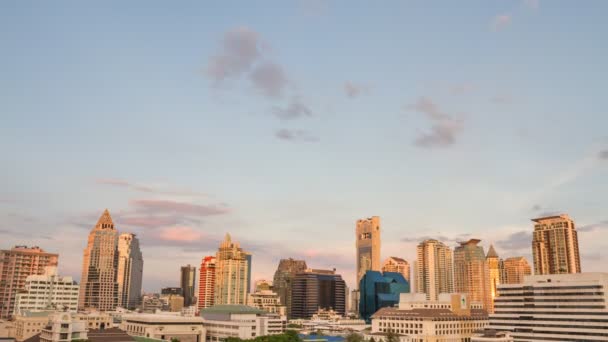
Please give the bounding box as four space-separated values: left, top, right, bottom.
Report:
2 1 608 292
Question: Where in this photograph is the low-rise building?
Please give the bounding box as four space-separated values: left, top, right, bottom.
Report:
75 311 113 330
121 313 205 342
13 267 79 316
0 319 15 338
472 330 513 342
12 311 52 341
200 305 286 341
246 289 286 316
39 312 87 342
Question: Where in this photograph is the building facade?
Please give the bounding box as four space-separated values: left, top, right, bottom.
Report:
246 288 286 316
532 214 581 275
117 233 143 310
39 312 87 342
414 239 454 300
0 246 59 319
79 209 120 311
215 234 249 305
122 313 205 342
200 305 285 342
356 217 381 286
499 257 531 285
486 245 500 302
13 266 79 315
454 239 493 313
382 257 410 283
198 256 216 310
272 258 307 319
181 265 197 308
359 271 410 323
291 269 346 319
489 273 608 341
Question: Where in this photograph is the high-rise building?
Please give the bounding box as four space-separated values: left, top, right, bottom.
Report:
272 258 307 319
245 253 252 293
79 209 119 311
0 246 59 319
291 269 346 319
489 273 608 341
454 239 493 313
180 264 196 307
358 270 410 322
13 266 79 315
117 233 143 310
499 257 531 285
198 256 216 310
381 257 410 283
532 214 581 275
215 234 249 305
414 239 454 300
356 216 381 286
486 245 500 302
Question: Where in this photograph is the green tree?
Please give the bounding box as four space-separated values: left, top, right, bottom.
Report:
345 332 364 342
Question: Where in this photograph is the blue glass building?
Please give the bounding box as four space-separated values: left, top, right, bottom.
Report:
359 270 410 322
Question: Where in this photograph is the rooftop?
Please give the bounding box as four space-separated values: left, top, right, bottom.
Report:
531 214 570 222
122 313 204 323
372 307 488 320
88 328 136 342
200 305 264 315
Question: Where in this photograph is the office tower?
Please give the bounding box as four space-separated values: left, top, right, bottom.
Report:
454 239 493 312
180 264 196 307
486 245 500 301
489 273 608 341
245 253 252 294
198 256 216 310
79 209 119 311
0 246 59 319
117 233 143 309
272 258 307 319
291 269 346 319
215 234 249 305
532 214 581 275
358 270 410 322
382 257 410 283
356 216 381 286
500 257 531 285
414 239 454 300
13 266 76 316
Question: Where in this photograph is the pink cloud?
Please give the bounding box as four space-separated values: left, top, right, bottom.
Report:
130 199 230 217
159 226 204 242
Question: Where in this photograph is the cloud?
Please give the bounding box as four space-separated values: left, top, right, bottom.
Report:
407 97 449 120
523 0 540 10
578 220 608 233
0 228 52 240
450 83 474 95
159 226 204 242
116 216 183 229
496 231 532 251
249 61 289 98
130 199 229 217
401 233 471 244
272 99 312 120
414 118 464 148
599 150 608 160
531 204 542 211
492 14 512 31
275 129 319 143
206 27 262 84
343 82 369 99
96 178 206 197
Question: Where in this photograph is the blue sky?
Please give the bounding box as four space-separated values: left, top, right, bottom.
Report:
1 0 607 291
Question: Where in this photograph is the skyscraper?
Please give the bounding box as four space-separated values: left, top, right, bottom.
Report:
356 216 381 286
198 256 216 310
382 257 410 283
79 209 119 311
180 264 196 307
273 258 307 319
486 245 500 301
414 239 454 300
214 234 249 305
454 239 493 312
500 257 531 284
117 233 143 309
0 246 59 318
291 269 346 319
532 214 581 275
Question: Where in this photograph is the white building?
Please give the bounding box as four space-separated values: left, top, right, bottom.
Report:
371 293 488 342
13 267 79 316
489 273 608 342
200 305 286 341
246 290 286 316
39 312 87 342
121 313 205 342
472 330 513 342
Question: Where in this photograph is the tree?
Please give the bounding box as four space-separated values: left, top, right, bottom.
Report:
384 330 398 342
346 332 364 342
171 338 180 342
369 338 376 342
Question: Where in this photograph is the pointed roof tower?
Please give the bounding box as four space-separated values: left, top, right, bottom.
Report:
486 244 499 259
95 209 115 230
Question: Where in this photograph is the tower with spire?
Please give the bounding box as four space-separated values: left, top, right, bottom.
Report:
214 233 251 305
486 244 501 301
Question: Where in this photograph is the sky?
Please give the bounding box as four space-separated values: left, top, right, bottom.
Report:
1 0 608 292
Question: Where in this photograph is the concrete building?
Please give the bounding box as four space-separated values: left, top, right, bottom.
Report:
272 258 307 319
356 217 381 286
499 257 531 285
532 214 581 275
181 265 197 308
246 288 286 316
121 313 205 342
12 311 52 341
117 233 143 310
486 245 500 303
371 293 488 342
75 311 113 330
198 256 216 310
39 312 87 342
489 273 608 342
472 330 514 342
13 267 79 316
291 269 346 319
200 305 285 342
215 234 249 305
414 239 454 301
359 271 410 323
160 294 184 312
141 295 164 314
79 209 120 311
382 257 410 283
290 308 368 333
0 246 59 319
454 239 493 313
